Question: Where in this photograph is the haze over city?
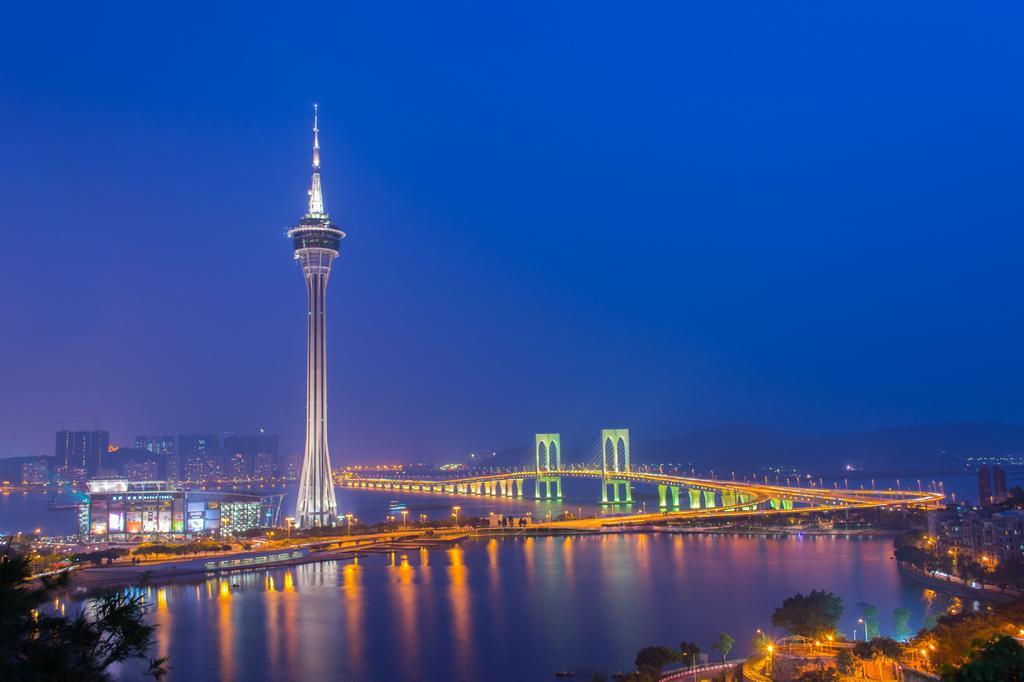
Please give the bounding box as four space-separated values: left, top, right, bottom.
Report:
3 3 1024 464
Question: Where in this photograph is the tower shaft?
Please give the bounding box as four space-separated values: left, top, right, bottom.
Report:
294 249 338 527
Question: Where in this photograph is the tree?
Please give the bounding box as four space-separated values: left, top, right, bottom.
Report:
945 636 1024 681
993 557 1024 591
634 645 677 678
893 607 912 641
0 548 166 680
753 631 773 655
712 632 734 663
835 650 857 676
853 637 902 661
857 602 879 640
71 548 128 567
959 560 987 588
678 641 701 668
771 590 845 637
894 544 932 569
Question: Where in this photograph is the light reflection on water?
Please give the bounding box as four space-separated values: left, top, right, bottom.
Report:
84 534 970 681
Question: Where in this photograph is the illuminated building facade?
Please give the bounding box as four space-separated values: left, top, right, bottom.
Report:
84 480 283 541
289 106 343 528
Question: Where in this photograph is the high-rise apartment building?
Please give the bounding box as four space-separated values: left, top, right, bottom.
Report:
135 435 178 481
993 465 1008 503
178 434 221 481
55 429 110 476
223 433 279 480
978 465 993 506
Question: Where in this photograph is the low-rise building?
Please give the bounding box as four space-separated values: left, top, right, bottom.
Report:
929 505 1024 565
83 480 283 541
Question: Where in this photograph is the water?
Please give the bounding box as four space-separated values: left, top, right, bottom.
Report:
70 532 966 681
3 482 982 680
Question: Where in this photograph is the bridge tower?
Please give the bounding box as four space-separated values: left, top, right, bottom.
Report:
600 428 632 504
535 434 563 499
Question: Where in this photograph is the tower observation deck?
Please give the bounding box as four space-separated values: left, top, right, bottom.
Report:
289 105 344 528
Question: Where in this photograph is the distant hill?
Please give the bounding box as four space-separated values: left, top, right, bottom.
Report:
481 422 1024 473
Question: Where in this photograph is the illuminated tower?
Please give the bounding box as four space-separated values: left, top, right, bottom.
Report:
289 105 343 528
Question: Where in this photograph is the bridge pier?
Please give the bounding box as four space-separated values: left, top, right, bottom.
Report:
515 479 524 497
781 499 793 510
722 490 736 507
657 485 681 509
688 488 702 509
536 477 562 500
702 490 716 508
601 479 631 504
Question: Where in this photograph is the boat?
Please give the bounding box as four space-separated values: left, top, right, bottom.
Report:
554 672 575 677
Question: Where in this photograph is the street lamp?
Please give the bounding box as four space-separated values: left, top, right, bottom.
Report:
401 510 408 529
452 506 461 527
345 513 353 535
857 618 864 641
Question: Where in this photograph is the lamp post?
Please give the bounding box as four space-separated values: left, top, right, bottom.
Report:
452 505 461 527
401 509 408 529
345 513 353 536
285 516 295 540
857 618 864 641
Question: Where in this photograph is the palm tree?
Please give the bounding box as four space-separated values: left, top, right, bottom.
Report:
712 632 734 664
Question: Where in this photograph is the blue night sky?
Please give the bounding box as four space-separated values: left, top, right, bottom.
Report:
1 3 1023 461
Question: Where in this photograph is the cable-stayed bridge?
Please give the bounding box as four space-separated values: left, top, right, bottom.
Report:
338 430 943 529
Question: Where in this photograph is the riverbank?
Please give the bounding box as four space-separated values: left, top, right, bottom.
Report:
656 525 905 538
63 529 470 591
897 562 1021 602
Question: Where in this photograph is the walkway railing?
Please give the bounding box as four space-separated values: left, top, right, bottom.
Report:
660 658 743 680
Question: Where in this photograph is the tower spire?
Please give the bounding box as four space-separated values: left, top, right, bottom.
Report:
307 104 325 216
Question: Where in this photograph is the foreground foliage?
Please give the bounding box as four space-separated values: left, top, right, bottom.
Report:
943 636 1024 681
0 547 165 681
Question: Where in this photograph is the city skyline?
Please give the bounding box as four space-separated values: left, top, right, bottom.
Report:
2 4 1024 464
